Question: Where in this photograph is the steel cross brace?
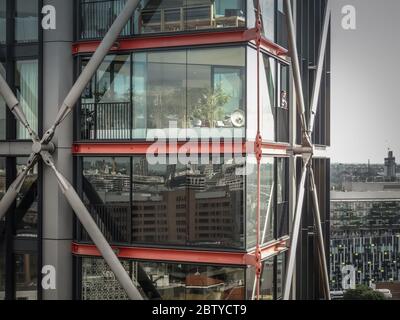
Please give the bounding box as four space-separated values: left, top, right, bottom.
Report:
283 0 331 300
0 0 143 300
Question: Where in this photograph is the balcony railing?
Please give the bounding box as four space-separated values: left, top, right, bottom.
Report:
79 0 246 40
81 102 130 140
80 0 132 40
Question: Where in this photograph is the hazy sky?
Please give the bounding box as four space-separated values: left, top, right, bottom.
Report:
331 0 400 164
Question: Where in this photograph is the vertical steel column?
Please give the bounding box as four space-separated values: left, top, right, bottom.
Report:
254 0 263 301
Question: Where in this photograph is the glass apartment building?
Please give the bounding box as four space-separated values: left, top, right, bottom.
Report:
0 0 330 300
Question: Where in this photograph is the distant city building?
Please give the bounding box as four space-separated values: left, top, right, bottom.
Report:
385 151 397 181
330 189 400 290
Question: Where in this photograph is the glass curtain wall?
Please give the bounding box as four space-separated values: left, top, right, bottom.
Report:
0 0 5 44
0 158 5 300
246 156 290 250
79 0 246 40
0 62 5 140
15 158 39 239
80 257 246 300
15 0 38 43
80 46 246 140
15 60 38 140
247 47 289 144
80 155 245 249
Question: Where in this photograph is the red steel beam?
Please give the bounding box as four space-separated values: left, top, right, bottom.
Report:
72 30 288 59
72 142 288 155
71 239 288 266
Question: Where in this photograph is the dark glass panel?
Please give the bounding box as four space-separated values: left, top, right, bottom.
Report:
81 55 131 140
276 252 286 299
15 60 38 140
246 156 274 249
82 157 131 243
0 158 5 299
276 158 289 238
277 63 289 143
14 253 37 300
131 155 244 249
0 0 5 44
15 0 38 43
15 158 38 238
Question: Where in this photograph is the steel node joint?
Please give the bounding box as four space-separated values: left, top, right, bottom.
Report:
255 133 263 161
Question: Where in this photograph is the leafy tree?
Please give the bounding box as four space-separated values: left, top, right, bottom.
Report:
343 285 386 300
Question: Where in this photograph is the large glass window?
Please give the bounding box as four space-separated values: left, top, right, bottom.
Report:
15 158 38 238
81 55 131 140
246 156 274 249
0 158 5 300
247 48 290 143
15 60 38 140
0 62 5 140
15 0 38 43
187 47 245 139
276 251 286 299
276 158 289 238
261 53 276 142
276 0 288 48
80 47 246 140
82 157 131 243
81 257 246 300
0 0 5 44
81 155 245 249
14 253 38 300
277 63 289 143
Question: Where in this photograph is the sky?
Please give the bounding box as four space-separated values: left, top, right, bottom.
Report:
330 0 400 164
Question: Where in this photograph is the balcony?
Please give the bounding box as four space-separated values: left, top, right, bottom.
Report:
81 102 131 140
78 0 246 40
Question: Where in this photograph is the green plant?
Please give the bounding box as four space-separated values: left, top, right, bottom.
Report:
343 285 386 300
191 85 230 128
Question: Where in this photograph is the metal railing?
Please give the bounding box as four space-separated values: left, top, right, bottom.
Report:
81 102 130 140
80 0 132 40
79 0 246 40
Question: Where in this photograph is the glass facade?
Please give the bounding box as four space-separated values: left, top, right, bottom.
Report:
79 0 246 40
0 62 5 140
80 257 246 300
15 158 38 238
14 253 38 300
80 155 245 249
15 0 38 43
15 60 39 140
246 156 289 249
247 48 290 143
0 158 5 300
80 46 246 140
0 0 5 44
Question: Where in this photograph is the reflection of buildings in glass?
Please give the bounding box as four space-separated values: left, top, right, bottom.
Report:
83 158 244 247
330 189 400 289
14 253 37 300
81 258 246 300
